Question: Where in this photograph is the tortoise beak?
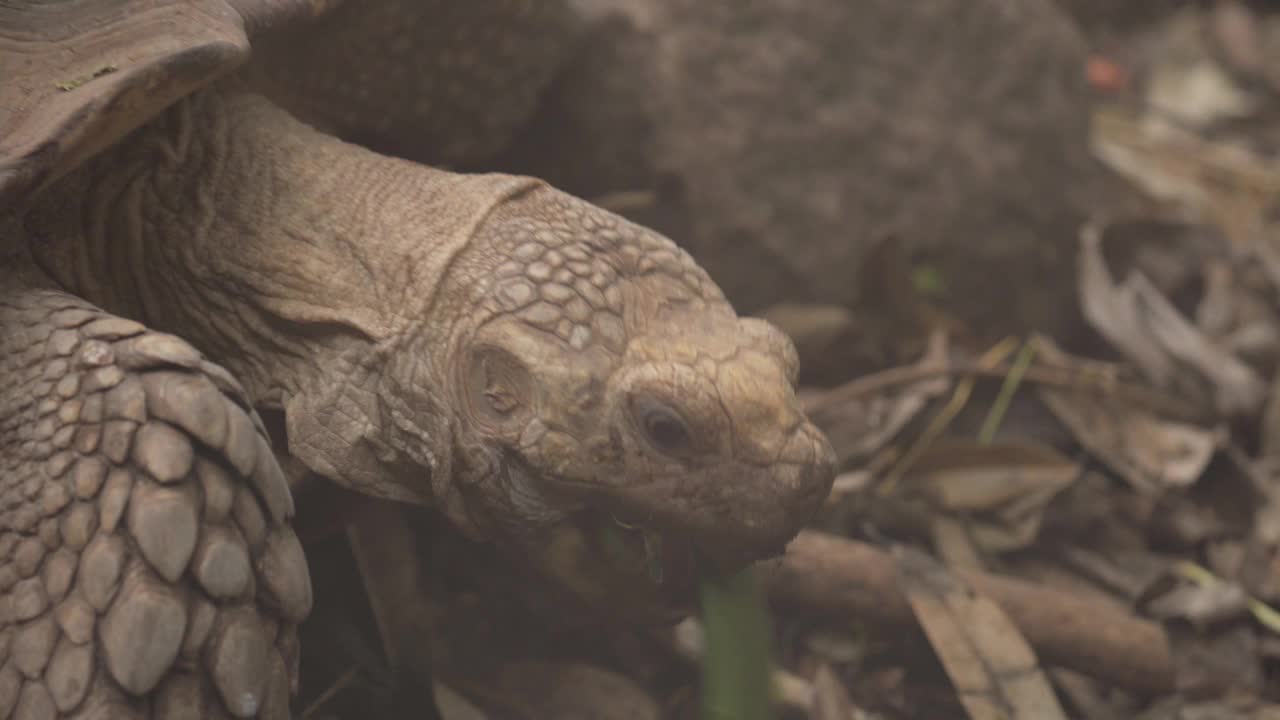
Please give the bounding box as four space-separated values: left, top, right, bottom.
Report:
696 421 837 572
590 419 837 577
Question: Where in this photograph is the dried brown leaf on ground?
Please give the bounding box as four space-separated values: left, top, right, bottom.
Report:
1090 103 1278 246
435 683 489 720
803 331 953 470
1078 222 1266 417
1076 223 1177 390
1143 575 1253 628
1028 334 1220 493
1210 0 1268 83
899 440 1081 555
1055 545 1180 606
892 545 1070 720
1252 383 1280 545
1047 667 1136 720
1143 7 1259 130
810 664 879 720
848 439 1082 566
1164 562 1280 636
1038 385 1218 493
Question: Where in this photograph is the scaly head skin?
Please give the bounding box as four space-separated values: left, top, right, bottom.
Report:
427 185 836 615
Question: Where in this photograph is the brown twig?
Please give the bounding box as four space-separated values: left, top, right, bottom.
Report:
803 357 1207 425
760 530 1176 696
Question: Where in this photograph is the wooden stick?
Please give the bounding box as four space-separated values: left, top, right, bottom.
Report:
760 531 1175 695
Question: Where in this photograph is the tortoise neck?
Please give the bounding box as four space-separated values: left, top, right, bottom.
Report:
24 82 536 503
28 83 532 393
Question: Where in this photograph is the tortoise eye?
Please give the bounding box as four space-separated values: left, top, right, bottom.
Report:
632 395 692 454
645 411 690 452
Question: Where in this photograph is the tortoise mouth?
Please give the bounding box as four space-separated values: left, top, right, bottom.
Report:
577 509 700 612
494 451 792 621
538 470 801 565
493 456 699 617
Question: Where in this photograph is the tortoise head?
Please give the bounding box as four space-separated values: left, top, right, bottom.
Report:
438 184 835 617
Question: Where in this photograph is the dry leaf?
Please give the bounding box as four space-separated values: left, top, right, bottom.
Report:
1211 0 1266 79
893 546 1069 720
805 630 867 665
1144 582 1251 627
907 441 1080 514
1027 336 1220 492
1090 105 1278 247
1057 545 1175 603
931 515 987 571
1077 225 1178 391
1146 59 1255 129
810 665 869 720
1048 668 1132 720
890 441 1082 554
804 332 952 469
436 682 490 720
1078 224 1265 417
1257 370 1280 469
1038 386 1217 493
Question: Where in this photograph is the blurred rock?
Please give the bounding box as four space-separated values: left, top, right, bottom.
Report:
1054 0 1183 37
499 0 1138 341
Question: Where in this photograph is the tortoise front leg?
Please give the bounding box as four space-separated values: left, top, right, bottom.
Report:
0 273 312 719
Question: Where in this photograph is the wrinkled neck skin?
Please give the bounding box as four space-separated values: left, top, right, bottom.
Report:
21 80 531 524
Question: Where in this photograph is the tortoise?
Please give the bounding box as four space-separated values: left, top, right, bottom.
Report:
0 0 837 717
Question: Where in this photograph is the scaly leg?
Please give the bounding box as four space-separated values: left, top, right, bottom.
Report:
0 268 312 718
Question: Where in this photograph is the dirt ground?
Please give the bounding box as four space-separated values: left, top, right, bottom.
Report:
296 3 1280 718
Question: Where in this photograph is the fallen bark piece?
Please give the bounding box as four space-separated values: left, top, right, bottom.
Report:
760 531 1175 696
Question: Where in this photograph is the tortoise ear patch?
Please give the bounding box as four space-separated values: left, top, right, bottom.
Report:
736 316 800 388
464 344 533 434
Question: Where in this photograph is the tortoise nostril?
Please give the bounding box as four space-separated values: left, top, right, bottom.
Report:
779 423 835 479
